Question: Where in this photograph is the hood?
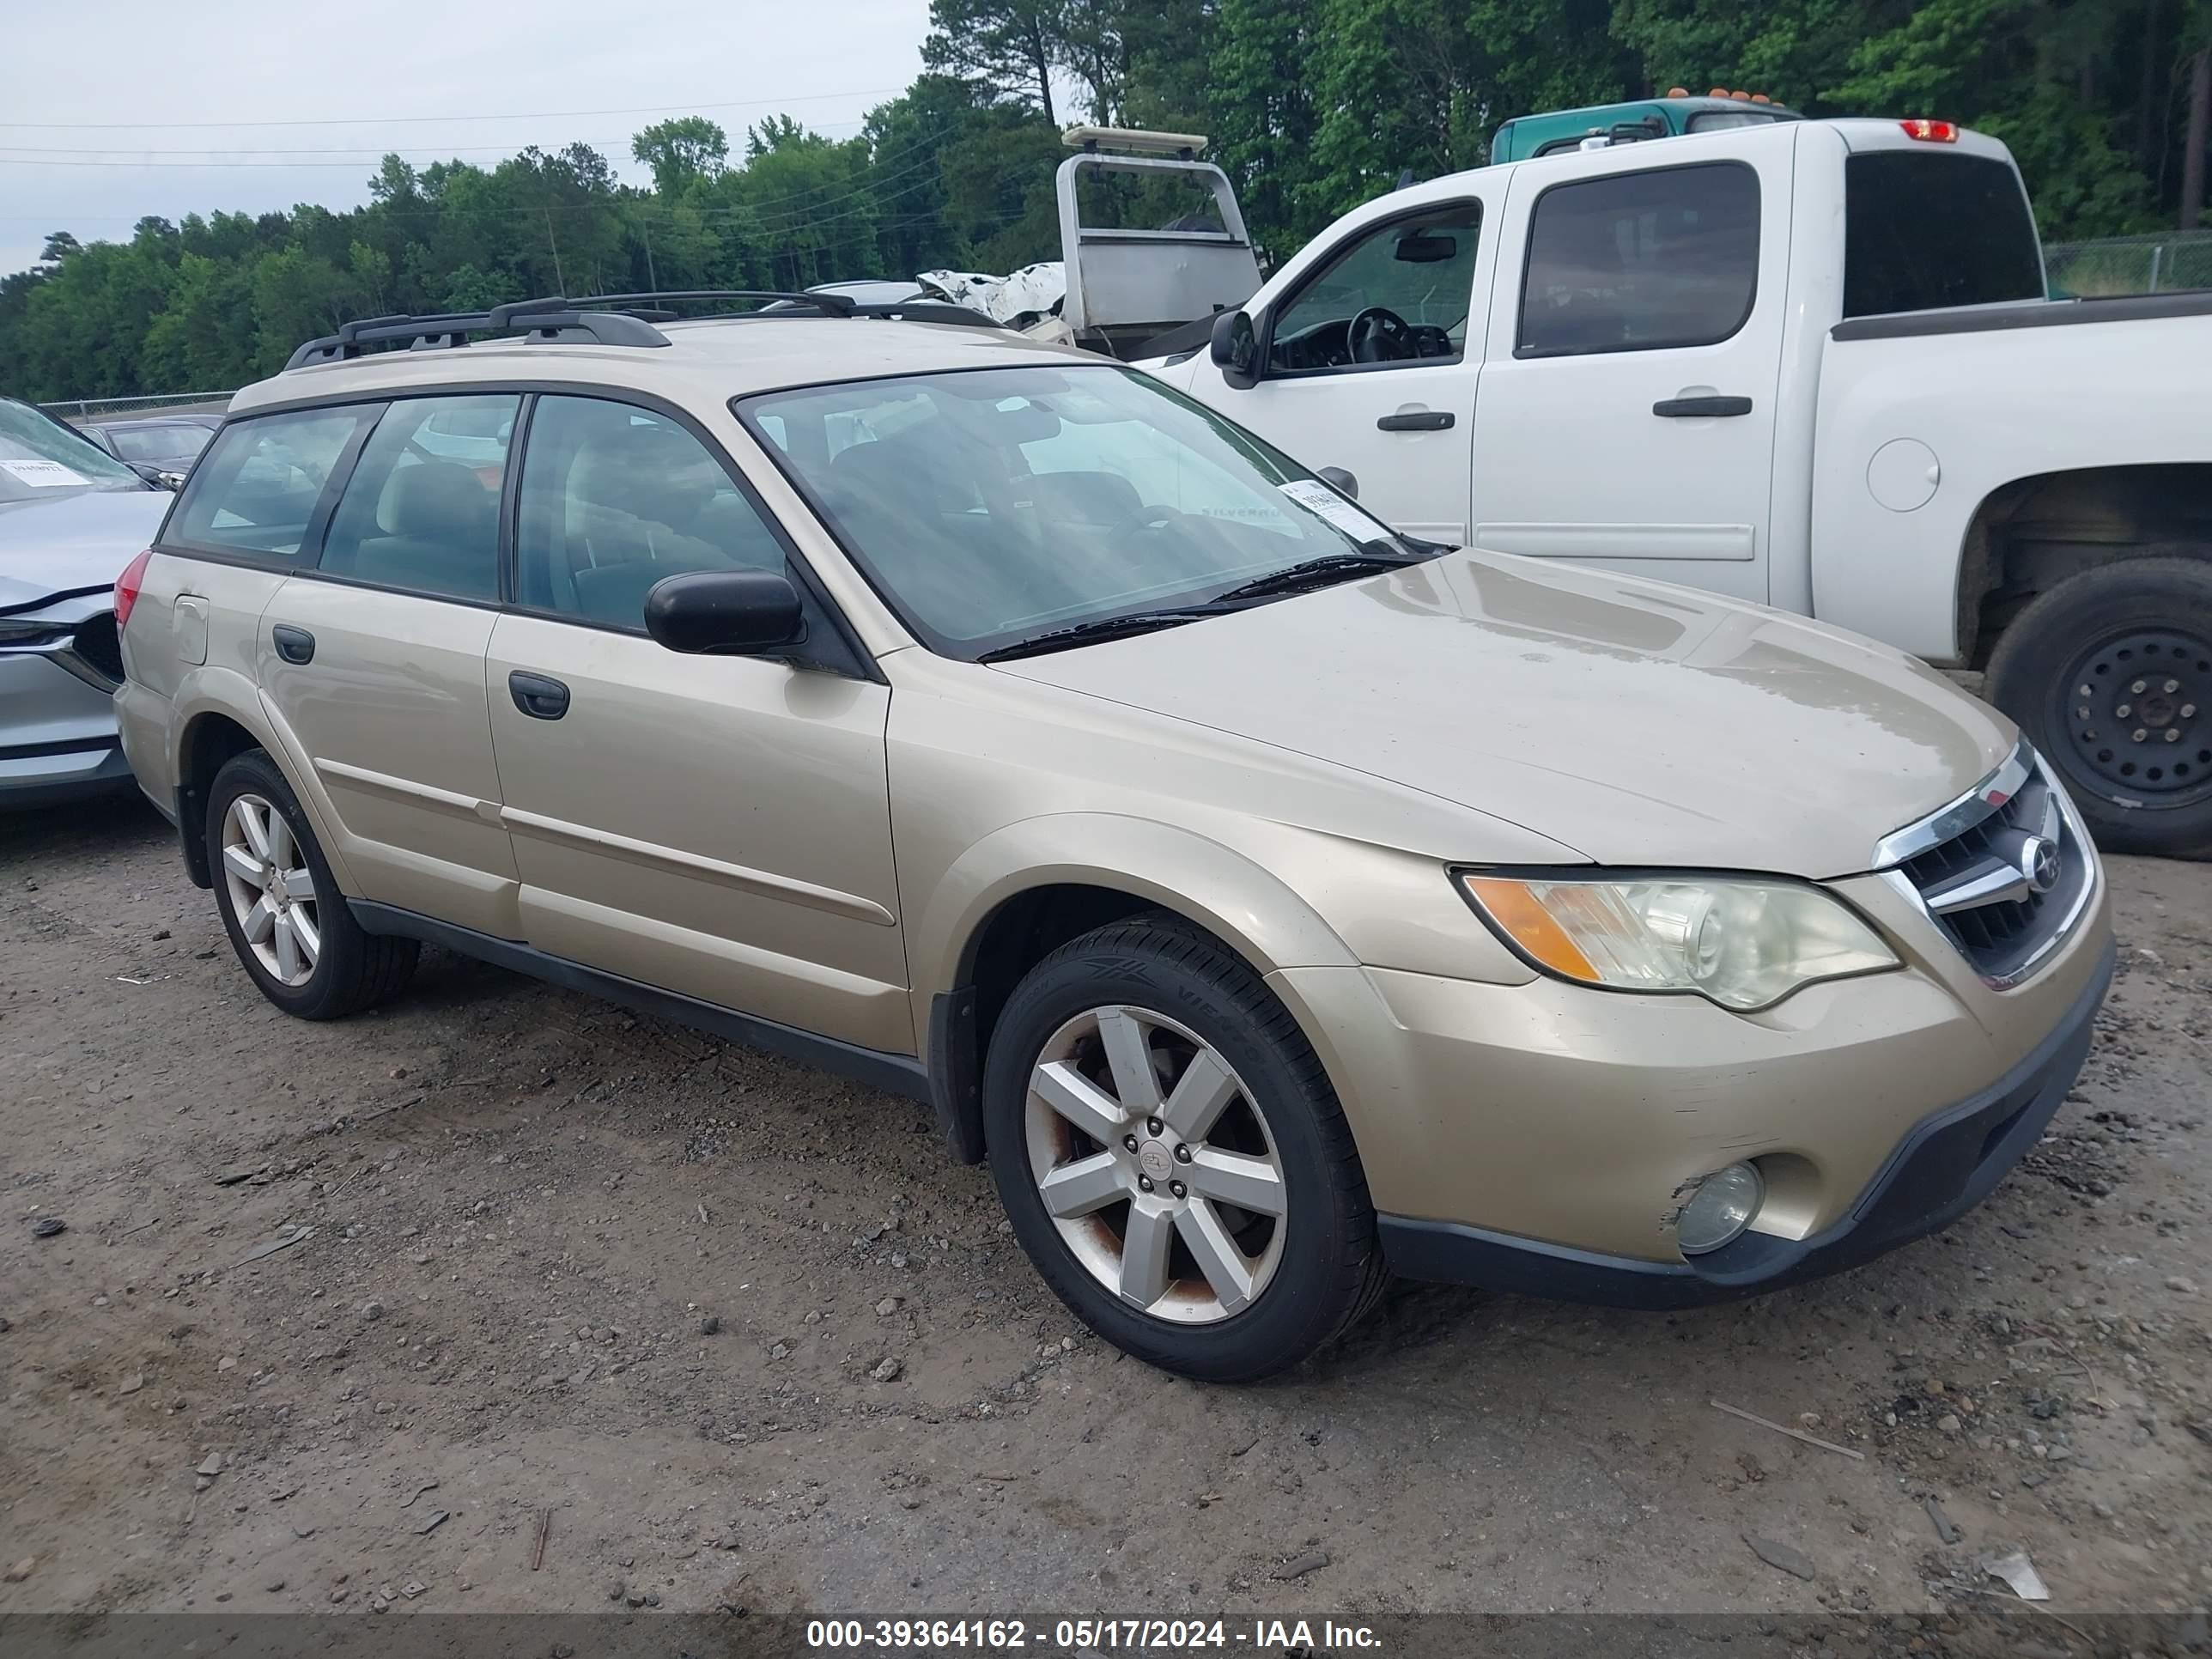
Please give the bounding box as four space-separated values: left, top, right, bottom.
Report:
997 551 2014 879
0 487 170 612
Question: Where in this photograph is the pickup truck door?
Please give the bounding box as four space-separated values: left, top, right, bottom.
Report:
1179 191 1496 545
1468 128 1796 602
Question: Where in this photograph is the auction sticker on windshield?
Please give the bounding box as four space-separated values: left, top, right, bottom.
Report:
1278 477 1392 543
0 458 90 488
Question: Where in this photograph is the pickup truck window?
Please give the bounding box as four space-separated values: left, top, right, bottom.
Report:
1516 161 1759 358
1265 205 1481 374
1843 151 2044 318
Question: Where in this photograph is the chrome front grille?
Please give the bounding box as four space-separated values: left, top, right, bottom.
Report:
1875 743 2096 988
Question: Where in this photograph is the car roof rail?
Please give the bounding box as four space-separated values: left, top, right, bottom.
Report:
572 289 1007 330
574 289 854 316
285 300 672 371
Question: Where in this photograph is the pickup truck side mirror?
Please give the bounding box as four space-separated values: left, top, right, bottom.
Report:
1316 466 1359 499
1209 310 1259 391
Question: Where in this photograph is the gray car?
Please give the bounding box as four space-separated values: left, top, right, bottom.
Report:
1 398 173 807
79 411 222 488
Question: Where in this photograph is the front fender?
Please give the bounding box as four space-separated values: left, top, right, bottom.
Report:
909 811 1361 1042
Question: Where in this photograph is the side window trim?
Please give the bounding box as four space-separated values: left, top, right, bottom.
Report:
1258 198 1486 381
495 392 539 608
299 404 386 570
1511 157 1762 361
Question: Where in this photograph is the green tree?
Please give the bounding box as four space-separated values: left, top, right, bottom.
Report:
924 0 1063 125
632 116 731 198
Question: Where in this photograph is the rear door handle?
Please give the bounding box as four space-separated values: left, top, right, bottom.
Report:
1652 395 1753 417
1376 410 1455 432
508 670 570 721
270 623 315 665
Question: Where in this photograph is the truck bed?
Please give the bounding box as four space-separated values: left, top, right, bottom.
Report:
1831 289 2212 342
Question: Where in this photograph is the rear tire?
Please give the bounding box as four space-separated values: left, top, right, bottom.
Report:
981 914 1386 1382
1984 556 2212 858
205 750 418 1019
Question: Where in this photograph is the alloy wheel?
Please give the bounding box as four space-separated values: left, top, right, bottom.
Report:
1022 1004 1287 1324
220 793 321 988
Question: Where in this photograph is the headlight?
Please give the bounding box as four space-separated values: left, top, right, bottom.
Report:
1458 872 1899 1012
0 618 72 647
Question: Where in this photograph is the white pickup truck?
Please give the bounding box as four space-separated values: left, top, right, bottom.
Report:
1062 118 2212 855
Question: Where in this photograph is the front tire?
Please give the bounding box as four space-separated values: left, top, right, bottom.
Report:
982 915 1385 1382
205 750 418 1019
1985 556 2212 858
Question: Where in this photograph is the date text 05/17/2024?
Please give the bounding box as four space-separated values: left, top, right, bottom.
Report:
804 1618 1384 1650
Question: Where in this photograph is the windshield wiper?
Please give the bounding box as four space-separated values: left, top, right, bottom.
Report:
1206 549 1423 605
976 606 1231 663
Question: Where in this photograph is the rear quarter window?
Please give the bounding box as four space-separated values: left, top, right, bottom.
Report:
1844 151 2045 317
167 407 378 562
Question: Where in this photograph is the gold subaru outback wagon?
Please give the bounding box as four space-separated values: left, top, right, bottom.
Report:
114 292 2112 1380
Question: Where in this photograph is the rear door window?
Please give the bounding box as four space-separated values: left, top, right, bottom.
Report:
1516 161 1760 356
318 395 517 603
167 408 376 560
1844 151 2044 317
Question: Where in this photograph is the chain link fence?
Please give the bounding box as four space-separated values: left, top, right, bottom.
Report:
2045 230 2212 297
38 391 235 422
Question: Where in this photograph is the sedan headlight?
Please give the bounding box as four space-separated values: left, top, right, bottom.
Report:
0 617 73 647
1458 873 1899 1012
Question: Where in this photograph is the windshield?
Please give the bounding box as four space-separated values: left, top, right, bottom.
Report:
110 423 214 465
739 364 1408 659
0 399 149 501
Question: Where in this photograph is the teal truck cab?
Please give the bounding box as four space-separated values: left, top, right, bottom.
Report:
1489 90 1802 162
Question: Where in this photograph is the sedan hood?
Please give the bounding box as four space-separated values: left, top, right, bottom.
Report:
0 487 169 612
998 551 2014 879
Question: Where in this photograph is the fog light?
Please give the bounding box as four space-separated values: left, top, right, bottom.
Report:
1678 1162 1765 1255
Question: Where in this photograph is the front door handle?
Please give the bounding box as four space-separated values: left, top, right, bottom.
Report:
1376 409 1455 432
508 671 570 721
1652 395 1753 417
271 624 315 665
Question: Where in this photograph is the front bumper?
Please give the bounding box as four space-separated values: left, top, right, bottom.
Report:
1267 851 2112 1297
1 647 131 808
1376 936 2111 1307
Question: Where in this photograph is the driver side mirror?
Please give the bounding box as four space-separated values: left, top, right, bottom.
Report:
643 569 805 657
1209 309 1259 391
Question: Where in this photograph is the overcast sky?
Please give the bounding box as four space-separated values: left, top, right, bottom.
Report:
0 0 934 276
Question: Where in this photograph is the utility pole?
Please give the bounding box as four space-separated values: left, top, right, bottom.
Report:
544 204 566 294
642 214 659 294
2185 46 2211 233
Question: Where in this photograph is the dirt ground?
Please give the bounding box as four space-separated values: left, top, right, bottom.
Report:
3 796 2209 1627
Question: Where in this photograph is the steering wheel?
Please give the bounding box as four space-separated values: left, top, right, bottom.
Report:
1347 306 1414 364
1105 502 1194 542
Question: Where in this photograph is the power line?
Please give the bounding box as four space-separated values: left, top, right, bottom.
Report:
0 88 908 132
0 141 960 240
0 131 850 159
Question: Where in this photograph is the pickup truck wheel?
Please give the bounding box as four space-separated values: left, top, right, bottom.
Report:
981 915 1386 1382
1984 556 2212 857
